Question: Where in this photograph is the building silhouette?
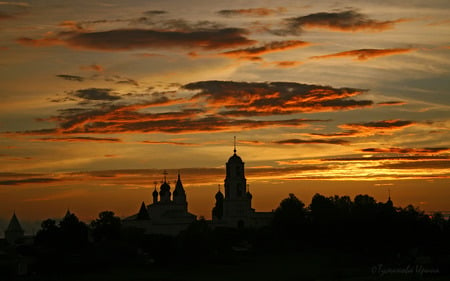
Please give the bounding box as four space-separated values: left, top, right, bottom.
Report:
211 144 273 228
123 171 196 235
5 212 24 245
124 142 273 234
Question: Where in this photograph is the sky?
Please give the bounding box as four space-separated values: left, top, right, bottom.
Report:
0 0 449 231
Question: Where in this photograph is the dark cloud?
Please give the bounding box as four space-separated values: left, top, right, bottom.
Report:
143 10 168 16
0 178 60 186
56 74 84 82
0 3 28 21
274 138 349 145
18 28 256 51
71 88 121 101
323 156 449 162
308 131 358 138
377 101 406 106
310 48 415 61
273 10 407 35
372 160 450 170
141 140 198 146
217 8 285 17
184 80 371 116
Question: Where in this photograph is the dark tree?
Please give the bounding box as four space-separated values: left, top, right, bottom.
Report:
273 193 307 238
90 211 122 242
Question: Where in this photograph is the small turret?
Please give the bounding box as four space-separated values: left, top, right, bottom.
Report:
159 170 171 203
137 202 150 220
152 187 158 204
5 212 24 245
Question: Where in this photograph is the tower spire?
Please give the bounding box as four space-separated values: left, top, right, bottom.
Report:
388 188 391 201
163 170 168 183
233 136 237 154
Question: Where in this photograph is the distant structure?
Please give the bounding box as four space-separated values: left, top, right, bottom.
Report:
124 138 273 235
123 171 196 235
211 138 273 228
5 212 24 245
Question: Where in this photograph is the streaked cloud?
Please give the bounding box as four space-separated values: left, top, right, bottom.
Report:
274 138 349 145
273 10 408 35
340 119 415 135
311 48 416 61
217 8 285 17
222 40 310 60
361 147 449 154
56 74 85 82
0 178 61 186
33 137 122 143
17 28 256 51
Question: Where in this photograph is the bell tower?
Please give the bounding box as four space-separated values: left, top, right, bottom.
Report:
224 137 247 199
218 137 253 226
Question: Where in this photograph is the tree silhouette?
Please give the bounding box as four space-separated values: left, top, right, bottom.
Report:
59 212 89 249
90 211 122 242
273 193 307 239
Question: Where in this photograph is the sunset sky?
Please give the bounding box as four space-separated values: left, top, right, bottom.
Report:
1 0 449 231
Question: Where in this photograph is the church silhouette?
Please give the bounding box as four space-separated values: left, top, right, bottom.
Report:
123 142 273 235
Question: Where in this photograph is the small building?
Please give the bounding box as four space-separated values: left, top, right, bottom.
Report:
123 172 197 236
4 212 25 245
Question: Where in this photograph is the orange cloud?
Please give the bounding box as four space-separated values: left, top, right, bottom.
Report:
80 64 104 72
185 81 371 116
339 119 415 135
222 40 310 59
311 48 416 61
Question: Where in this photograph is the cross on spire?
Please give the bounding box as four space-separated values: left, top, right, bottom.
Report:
163 170 168 183
233 136 237 154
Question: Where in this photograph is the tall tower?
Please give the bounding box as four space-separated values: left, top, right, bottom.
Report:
224 137 247 199
219 137 253 226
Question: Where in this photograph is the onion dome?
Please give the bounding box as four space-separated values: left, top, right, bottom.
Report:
152 188 158 197
215 190 224 200
159 181 170 195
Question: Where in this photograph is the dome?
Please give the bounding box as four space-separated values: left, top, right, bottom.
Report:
228 153 243 164
215 190 224 200
160 182 170 190
152 189 158 196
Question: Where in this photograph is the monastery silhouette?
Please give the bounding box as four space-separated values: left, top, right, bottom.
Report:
123 142 273 235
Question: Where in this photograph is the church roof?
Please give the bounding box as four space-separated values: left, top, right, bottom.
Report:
173 172 185 196
6 213 24 233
